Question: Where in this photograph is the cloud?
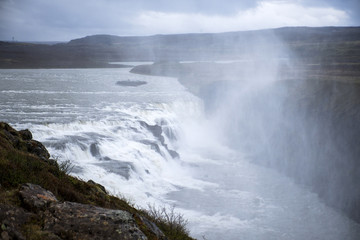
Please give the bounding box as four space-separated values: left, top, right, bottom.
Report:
0 0 353 41
134 1 350 34
0 0 139 41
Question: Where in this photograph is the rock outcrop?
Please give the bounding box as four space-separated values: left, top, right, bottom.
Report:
139 121 179 159
0 122 50 160
1 183 149 240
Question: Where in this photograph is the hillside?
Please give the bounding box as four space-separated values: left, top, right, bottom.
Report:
1 27 360 68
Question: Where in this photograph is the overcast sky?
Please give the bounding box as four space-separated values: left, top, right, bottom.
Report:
0 0 359 41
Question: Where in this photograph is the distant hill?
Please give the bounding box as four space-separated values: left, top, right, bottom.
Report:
0 27 359 68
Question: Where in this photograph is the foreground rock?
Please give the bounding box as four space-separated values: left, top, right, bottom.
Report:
0 122 50 160
44 202 146 240
1 183 149 240
19 183 58 211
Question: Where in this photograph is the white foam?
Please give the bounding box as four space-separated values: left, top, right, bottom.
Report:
24 96 210 209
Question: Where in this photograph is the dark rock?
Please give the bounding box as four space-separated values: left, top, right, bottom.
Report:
0 122 21 147
89 143 135 180
19 183 58 211
0 122 50 161
140 140 162 155
0 122 18 137
1 231 10 240
43 201 147 240
168 150 180 159
4 184 159 239
26 140 50 160
163 126 178 141
45 159 59 168
137 214 166 239
139 121 164 143
116 80 147 87
90 142 101 157
2 183 169 239
19 129 32 140
0 204 33 240
87 180 107 195
139 121 180 159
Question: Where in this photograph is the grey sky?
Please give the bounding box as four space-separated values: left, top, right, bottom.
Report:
0 0 359 41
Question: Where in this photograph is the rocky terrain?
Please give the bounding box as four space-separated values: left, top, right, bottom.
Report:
0 122 193 240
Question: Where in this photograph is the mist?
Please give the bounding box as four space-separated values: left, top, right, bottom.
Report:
126 27 360 238
185 30 360 225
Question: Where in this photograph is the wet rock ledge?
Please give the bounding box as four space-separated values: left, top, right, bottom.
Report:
0 122 193 240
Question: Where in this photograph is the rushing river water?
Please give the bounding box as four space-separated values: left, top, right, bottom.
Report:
1 67 359 239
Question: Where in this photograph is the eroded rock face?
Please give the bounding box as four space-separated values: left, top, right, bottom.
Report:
0 184 166 239
19 183 58 211
3 184 156 239
139 121 180 159
0 204 32 240
0 122 50 160
137 214 166 239
44 202 147 240
25 140 50 160
19 129 32 141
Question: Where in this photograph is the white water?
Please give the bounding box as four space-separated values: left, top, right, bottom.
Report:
1 68 359 239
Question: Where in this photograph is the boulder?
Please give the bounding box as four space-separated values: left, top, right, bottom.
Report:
0 122 50 160
137 214 166 239
44 202 147 240
19 183 58 211
19 129 32 140
87 180 107 195
0 204 33 240
26 140 50 160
